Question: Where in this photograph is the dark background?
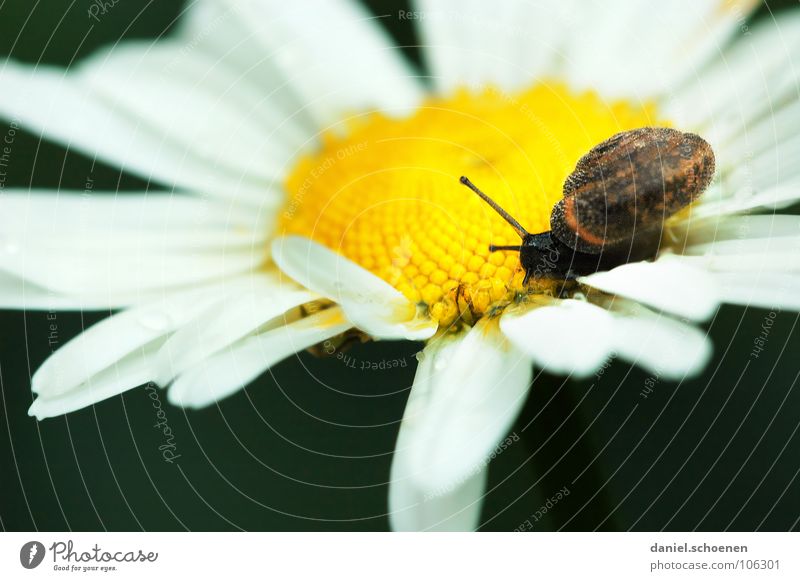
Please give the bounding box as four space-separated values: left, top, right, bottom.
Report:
1 0 798 532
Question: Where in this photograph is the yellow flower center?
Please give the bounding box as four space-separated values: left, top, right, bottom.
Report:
280 83 661 327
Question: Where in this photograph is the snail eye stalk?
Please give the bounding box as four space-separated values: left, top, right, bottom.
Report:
488 244 524 252
459 176 530 239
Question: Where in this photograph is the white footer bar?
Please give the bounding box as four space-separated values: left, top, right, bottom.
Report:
1 532 797 580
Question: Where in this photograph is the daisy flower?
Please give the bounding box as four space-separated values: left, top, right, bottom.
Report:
2 0 799 531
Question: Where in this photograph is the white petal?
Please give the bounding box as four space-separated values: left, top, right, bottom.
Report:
75 41 301 196
500 299 615 377
29 342 159 420
272 236 437 340
81 39 311 162
343 306 438 343
713 272 800 311
579 256 720 321
722 132 800 199
418 0 758 98
167 306 351 408
0 191 268 295
31 281 258 398
218 0 423 124
502 298 713 380
0 190 266 250
667 13 800 138
389 454 486 531
680 249 800 272
0 61 268 201
177 0 320 137
716 98 800 172
609 302 712 380
580 0 759 98
693 181 800 218
676 215 800 273
560 0 643 92
0 271 120 310
675 251 800 274
0 269 259 312
413 0 465 92
0 191 280 319
679 214 800 247
414 0 571 93
155 284 314 386
396 321 532 494
0 242 262 296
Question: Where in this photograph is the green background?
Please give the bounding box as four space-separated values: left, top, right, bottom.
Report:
1 0 799 531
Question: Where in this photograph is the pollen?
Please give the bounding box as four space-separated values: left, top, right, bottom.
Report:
279 83 660 327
